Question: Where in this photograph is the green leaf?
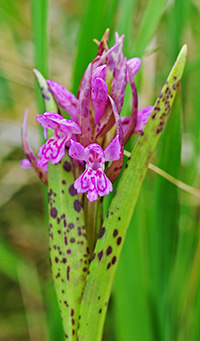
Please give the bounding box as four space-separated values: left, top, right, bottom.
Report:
48 156 90 340
33 69 58 113
34 70 90 339
77 45 187 340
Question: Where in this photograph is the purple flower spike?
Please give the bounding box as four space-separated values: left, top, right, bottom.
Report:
68 136 121 202
36 112 81 167
46 80 78 121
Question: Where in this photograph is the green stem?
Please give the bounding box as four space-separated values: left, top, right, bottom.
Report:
84 198 100 255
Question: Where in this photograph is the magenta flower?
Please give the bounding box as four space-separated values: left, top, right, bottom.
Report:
68 135 121 202
23 29 153 201
45 29 146 184
36 112 81 168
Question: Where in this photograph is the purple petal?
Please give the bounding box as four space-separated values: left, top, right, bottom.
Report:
76 63 93 146
121 116 130 136
74 169 90 193
37 112 81 135
123 64 138 144
134 106 153 134
68 141 85 161
95 102 115 139
105 96 124 183
110 57 127 114
22 109 48 185
47 80 78 121
74 167 113 202
104 135 121 161
96 169 112 197
91 77 108 124
126 58 141 81
21 159 32 168
93 41 121 70
92 65 107 82
37 132 69 167
36 112 63 130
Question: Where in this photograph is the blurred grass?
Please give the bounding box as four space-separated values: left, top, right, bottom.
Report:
0 0 200 340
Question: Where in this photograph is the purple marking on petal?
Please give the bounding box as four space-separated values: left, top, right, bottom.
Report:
47 80 78 121
96 169 112 196
38 132 68 167
72 141 115 202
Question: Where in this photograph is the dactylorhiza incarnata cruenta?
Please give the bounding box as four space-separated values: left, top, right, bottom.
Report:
21 28 187 340
21 30 153 202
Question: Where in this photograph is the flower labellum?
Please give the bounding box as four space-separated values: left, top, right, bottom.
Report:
68 135 121 202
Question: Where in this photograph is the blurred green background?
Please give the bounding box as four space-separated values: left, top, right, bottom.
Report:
0 0 200 340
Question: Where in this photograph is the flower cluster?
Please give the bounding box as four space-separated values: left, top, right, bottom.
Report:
22 30 152 202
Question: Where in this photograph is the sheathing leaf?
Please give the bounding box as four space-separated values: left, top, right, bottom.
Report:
34 70 90 339
77 45 187 340
48 157 89 339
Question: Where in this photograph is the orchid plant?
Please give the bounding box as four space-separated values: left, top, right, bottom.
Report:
21 29 187 340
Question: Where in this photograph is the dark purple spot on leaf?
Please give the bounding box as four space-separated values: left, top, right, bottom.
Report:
107 263 111 269
98 227 105 239
113 229 118 237
98 250 103 261
117 236 122 245
67 266 70 280
68 184 77 196
112 256 117 264
74 200 81 212
50 207 57 218
106 246 112 256
63 161 71 172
